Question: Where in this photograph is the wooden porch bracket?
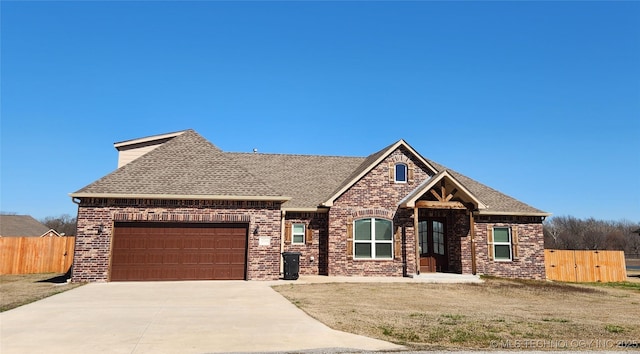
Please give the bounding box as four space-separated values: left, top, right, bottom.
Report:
416 200 466 209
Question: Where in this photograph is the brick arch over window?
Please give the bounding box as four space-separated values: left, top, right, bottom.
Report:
346 210 403 260
389 155 413 164
387 156 415 184
350 208 395 220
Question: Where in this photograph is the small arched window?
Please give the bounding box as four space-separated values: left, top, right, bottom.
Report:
395 163 407 183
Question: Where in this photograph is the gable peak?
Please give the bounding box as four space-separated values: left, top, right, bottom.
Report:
112 129 198 168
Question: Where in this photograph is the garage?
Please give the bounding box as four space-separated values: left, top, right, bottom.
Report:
110 222 248 281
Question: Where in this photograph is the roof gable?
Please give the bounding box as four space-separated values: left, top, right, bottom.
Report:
321 140 438 207
40 229 62 237
71 130 288 201
399 170 487 209
113 130 188 149
425 160 550 216
114 130 190 168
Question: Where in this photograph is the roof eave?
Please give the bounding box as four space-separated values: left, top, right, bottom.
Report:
69 193 291 203
282 207 329 213
474 210 552 217
40 229 62 237
113 130 188 149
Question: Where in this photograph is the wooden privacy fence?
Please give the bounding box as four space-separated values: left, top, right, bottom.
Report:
545 249 627 282
0 236 75 275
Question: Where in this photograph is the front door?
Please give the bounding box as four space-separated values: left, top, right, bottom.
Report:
418 219 448 273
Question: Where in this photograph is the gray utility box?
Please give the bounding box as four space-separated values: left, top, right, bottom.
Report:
281 252 301 280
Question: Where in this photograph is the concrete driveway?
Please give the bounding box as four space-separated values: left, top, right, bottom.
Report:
1 280 403 354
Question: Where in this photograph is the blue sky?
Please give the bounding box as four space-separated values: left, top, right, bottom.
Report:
1 1 638 223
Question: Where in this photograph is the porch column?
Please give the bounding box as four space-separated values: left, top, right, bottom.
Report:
414 206 419 275
470 211 477 275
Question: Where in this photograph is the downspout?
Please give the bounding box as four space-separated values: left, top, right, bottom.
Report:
470 211 477 275
280 210 286 276
70 197 82 282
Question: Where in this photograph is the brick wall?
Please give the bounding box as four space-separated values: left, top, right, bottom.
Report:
473 217 546 280
72 198 283 282
328 148 432 277
283 212 328 275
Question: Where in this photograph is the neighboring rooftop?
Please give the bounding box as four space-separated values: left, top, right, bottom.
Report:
0 215 50 237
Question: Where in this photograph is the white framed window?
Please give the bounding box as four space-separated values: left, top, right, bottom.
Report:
493 227 512 261
354 218 393 259
395 163 407 183
292 224 305 244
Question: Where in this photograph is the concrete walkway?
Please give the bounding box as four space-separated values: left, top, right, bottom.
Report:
295 273 483 284
1 280 404 354
1 274 481 353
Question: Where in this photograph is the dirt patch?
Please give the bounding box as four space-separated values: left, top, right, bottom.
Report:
273 277 640 351
0 273 84 312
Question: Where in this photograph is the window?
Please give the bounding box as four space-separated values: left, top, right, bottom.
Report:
418 220 445 256
493 227 512 261
354 218 393 259
418 221 428 254
395 163 407 183
432 220 445 255
292 224 305 244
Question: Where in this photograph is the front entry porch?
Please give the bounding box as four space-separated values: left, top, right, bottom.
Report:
400 170 482 276
415 208 470 274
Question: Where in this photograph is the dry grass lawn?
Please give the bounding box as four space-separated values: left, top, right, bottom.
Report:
0 273 84 312
273 277 640 351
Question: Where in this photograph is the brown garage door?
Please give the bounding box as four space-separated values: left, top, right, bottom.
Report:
111 222 247 281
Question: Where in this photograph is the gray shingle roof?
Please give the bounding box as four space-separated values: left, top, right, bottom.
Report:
72 130 283 200
229 153 364 209
0 215 50 237
426 160 548 215
324 142 393 201
72 130 548 215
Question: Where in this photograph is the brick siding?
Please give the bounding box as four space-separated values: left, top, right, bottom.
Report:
473 217 546 280
283 212 328 275
328 148 433 277
72 198 283 282
72 147 547 281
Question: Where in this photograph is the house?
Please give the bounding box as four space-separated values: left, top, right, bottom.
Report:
70 129 550 282
0 215 60 237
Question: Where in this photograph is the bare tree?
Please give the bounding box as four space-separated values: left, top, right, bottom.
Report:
40 214 77 236
543 216 639 254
